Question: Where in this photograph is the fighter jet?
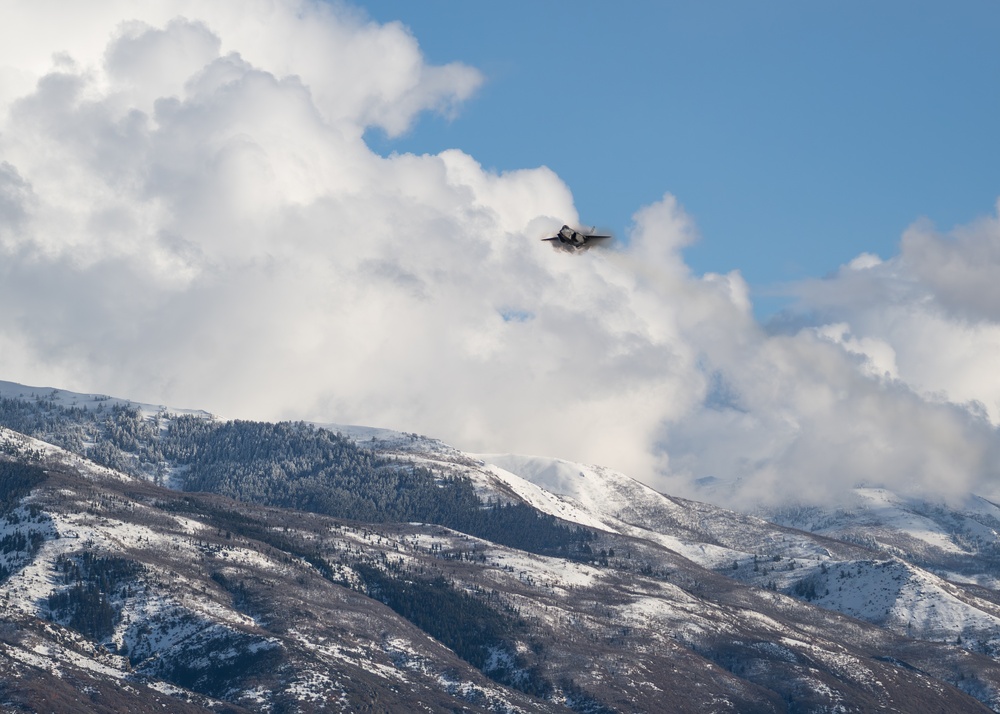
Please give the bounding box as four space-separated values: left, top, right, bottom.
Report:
542 225 612 251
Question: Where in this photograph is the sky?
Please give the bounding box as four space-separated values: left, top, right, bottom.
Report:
1 0 1000 508
360 0 1000 313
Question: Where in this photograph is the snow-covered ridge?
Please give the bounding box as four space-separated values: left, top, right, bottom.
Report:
0 380 214 421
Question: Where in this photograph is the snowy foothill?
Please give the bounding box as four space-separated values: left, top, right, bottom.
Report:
0 424 132 484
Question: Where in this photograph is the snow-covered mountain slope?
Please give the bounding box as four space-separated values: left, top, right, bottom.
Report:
467 453 1000 657
3 441 1000 712
474 453 852 563
6 380 1000 710
334 441 1000 677
1 461 565 712
1 425 133 483
765 488 1000 584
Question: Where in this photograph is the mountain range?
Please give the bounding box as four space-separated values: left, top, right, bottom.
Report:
2 379 1000 712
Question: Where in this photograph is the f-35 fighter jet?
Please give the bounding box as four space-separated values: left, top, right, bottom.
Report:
542 225 612 251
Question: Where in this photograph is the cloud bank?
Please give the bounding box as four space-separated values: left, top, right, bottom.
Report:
2 0 999 507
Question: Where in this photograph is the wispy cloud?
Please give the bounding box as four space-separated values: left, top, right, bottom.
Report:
2 1 998 508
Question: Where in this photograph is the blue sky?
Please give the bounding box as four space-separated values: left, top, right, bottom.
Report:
360 1 1000 313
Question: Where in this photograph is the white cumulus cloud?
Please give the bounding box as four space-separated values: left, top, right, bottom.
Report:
2 0 999 509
